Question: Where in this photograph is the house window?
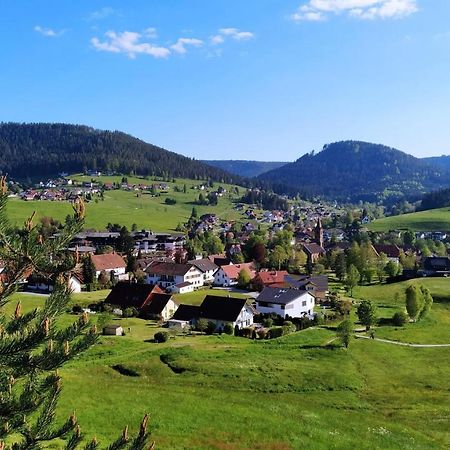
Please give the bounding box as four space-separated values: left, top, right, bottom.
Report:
302 301 307 307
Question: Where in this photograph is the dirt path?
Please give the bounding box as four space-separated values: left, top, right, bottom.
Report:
356 335 450 348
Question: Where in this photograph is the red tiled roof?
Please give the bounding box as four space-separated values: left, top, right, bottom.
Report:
255 270 289 285
221 263 256 280
91 253 126 272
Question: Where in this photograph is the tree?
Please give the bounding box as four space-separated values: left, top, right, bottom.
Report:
356 300 377 330
334 252 347 282
82 255 96 285
336 319 353 348
345 264 360 297
237 269 251 289
0 186 152 449
419 286 433 319
385 261 400 278
270 245 288 270
196 318 208 334
405 285 424 321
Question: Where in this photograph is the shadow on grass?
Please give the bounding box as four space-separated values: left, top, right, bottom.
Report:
298 344 339 350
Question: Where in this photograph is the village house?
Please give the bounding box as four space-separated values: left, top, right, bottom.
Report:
172 296 254 332
213 263 256 287
91 253 127 278
251 270 289 291
188 258 219 284
26 273 83 293
421 257 450 277
105 282 178 319
373 244 401 264
145 261 204 292
284 274 329 302
256 287 315 319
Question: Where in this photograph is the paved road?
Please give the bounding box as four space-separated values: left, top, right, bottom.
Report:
356 335 450 348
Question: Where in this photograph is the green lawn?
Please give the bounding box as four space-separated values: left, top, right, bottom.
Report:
6 176 248 232
2 283 449 449
368 207 450 231
354 278 450 344
173 288 251 306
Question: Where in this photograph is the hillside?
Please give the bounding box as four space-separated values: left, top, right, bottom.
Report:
202 160 288 177
367 206 450 232
6 174 248 232
0 123 241 183
422 155 450 171
258 141 450 203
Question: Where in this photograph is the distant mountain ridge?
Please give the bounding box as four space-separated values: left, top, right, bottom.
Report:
258 141 450 204
202 160 289 178
0 123 242 184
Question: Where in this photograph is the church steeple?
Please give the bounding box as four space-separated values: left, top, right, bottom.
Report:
315 217 323 248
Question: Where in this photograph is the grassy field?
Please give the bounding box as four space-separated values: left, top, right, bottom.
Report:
368 207 450 231
2 281 449 449
6 175 250 232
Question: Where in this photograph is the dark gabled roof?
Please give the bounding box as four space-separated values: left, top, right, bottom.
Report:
144 293 175 315
105 282 161 309
290 274 328 291
172 304 201 321
303 243 325 255
175 281 192 288
257 287 308 305
373 244 401 258
200 296 247 322
188 258 218 273
423 257 450 271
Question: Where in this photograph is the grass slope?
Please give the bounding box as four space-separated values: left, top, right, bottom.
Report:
3 280 449 449
7 176 247 232
368 207 450 231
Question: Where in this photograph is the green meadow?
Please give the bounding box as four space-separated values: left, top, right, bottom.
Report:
368 207 450 232
3 278 449 449
6 175 249 232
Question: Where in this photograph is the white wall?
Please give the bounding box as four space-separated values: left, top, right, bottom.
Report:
256 292 315 319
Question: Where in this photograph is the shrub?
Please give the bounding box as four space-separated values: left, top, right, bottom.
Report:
392 311 409 327
312 313 324 326
123 307 138 318
257 328 268 339
72 304 83 314
206 321 217 335
240 327 254 339
262 317 273 328
268 327 283 339
164 197 177 205
154 331 170 343
223 323 234 335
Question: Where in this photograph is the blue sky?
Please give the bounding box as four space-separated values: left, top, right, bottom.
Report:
1 0 450 161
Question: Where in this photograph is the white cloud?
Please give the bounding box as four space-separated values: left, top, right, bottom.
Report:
291 0 418 21
211 27 254 44
87 7 117 21
91 31 171 58
34 25 65 37
171 38 203 54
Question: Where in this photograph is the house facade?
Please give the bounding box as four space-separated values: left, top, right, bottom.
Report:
256 287 315 319
91 253 127 278
145 262 204 290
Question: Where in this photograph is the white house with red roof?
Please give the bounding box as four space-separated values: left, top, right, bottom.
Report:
90 253 126 277
213 263 256 287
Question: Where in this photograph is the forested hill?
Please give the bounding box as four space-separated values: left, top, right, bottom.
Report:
202 160 288 178
0 123 241 183
258 141 450 203
422 155 450 171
